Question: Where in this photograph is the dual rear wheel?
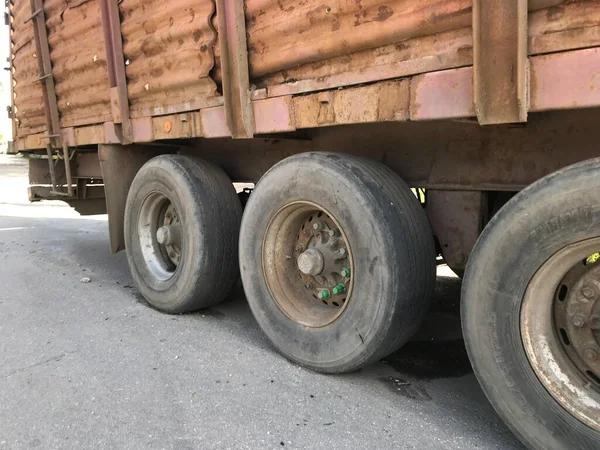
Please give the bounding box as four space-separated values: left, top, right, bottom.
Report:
125 152 436 372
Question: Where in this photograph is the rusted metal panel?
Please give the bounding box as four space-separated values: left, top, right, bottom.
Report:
530 48 600 112
10 0 46 136
410 67 474 121
119 0 220 119
45 0 112 129
216 0 254 138
427 190 484 270
249 0 596 101
254 97 295 134
529 1 600 55
261 27 473 99
294 81 409 129
14 44 600 151
473 0 529 125
100 0 133 144
200 106 230 138
194 106 600 189
151 113 202 141
245 0 473 78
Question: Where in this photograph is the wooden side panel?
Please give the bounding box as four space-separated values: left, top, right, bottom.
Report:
45 0 112 128
119 0 221 118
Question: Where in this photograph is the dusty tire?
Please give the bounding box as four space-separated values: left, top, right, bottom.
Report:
125 155 241 313
240 152 436 373
462 159 600 450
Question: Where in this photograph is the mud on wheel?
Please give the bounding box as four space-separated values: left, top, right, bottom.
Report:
462 159 600 450
240 152 436 373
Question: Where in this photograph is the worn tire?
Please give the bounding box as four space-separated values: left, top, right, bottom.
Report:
125 155 241 313
240 152 436 373
462 159 600 450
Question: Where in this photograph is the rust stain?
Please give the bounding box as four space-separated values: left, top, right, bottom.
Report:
375 5 394 22
546 5 565 21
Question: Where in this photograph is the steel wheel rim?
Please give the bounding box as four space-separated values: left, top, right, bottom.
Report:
521 237 600 431
137 192 183 282
262 201 354 328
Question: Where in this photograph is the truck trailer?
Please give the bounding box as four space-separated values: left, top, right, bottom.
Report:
7 0 600 448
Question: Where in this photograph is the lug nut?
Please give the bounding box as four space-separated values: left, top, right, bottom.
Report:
582 287 595 299
340 268 351 278
318 290 331 300
295 244 304 252
332 284 346 295
572 315 586 328
585 348 598 361
312 222 322 231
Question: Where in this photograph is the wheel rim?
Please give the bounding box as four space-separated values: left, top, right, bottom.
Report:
137 192 183 282
521 238 600 431
262 201 354 328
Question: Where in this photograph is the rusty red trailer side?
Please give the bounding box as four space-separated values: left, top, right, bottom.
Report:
8 0 600 152
7 2 600 450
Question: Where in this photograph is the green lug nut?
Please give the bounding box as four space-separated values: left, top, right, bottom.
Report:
332 284 346 295
318 290 331 300
341 268 351 278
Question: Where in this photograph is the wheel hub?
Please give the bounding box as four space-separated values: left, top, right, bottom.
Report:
161 204 182 266
294 217 351 308
137 193 184 282
521 238 600 432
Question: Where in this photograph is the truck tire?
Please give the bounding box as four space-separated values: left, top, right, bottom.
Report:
124 155 241 313
239 153 436 373
462 159 600 450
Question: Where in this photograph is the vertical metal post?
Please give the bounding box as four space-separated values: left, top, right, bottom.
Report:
473 0 529 124
6 3 17 143
100 0 133 144
216 0 254 138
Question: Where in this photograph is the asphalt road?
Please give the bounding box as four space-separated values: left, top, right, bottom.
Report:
0 154 524 450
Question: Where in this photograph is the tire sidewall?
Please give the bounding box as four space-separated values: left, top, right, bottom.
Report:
240 153 431 372
462 162 600 450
